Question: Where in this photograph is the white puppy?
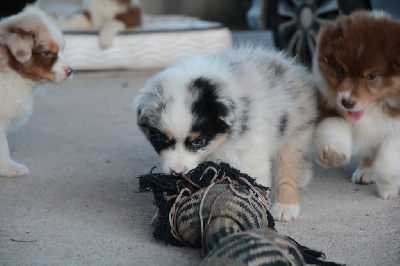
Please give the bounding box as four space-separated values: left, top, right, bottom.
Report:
134 46 317 221
0 7 73 177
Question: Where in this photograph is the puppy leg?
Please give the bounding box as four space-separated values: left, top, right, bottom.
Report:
374 136 400 199
315 117 352 167
99 20 126 49
0 129 28 177
351 158 375 184
271 128 313 222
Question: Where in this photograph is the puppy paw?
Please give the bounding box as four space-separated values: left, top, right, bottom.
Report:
377 185 399 199
351 167 375 184
0 162 29 177
317 145 348 167
270 203 300 222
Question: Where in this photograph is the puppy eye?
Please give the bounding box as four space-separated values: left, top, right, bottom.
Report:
338 67 347 78
42 51 54 58
191 137 205 149
366 74 377 81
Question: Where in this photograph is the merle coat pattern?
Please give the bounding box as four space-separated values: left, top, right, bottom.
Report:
134 46 317 221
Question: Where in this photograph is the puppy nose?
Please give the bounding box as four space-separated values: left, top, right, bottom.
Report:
341 98 356 109
171 170 183 176
65 67 73 77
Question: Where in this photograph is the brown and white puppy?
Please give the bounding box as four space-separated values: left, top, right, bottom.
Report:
59 0 142 48
314 10 400 199
0 7 72 177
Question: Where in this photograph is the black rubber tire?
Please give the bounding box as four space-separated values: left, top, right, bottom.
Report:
268 0 371 66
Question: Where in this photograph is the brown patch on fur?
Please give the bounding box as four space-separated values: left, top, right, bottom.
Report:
187 132 201 143
7 38 59 82
82 10 91 22
162 129 174 141
275 138 306 205
115 7 141 28
317 11 400 118
35 42 59 54
361 158 374 168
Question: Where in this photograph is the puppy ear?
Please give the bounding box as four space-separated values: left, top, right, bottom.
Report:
2 30 34 63
133 92 151 127
217 98 236 126
136 105 148 127
134 102 146 127
316 21 343 60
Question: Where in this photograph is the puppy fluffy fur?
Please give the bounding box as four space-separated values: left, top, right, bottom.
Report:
134 46 317 221
314 10 400 199
0 7 72 177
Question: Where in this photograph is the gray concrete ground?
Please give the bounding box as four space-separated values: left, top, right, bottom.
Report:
0 31 399 265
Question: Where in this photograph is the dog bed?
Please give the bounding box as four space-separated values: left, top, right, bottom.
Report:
62 17 232 71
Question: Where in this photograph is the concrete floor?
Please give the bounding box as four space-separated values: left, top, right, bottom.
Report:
0 30 399 265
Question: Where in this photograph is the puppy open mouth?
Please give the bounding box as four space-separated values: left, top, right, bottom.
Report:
347 110 365 121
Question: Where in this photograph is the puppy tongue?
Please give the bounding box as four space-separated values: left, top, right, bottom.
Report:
347 110 365 121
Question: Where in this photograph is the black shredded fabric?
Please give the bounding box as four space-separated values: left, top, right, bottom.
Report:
138 161 274 246
137 167 183 246
137 161 344 266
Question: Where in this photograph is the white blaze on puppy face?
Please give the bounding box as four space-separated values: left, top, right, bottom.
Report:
135 74 234 175
159 143 204 175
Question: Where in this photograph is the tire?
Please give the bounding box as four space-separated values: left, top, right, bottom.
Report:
268 0 371 66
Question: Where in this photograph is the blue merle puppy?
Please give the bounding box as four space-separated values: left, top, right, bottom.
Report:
134 46 317 221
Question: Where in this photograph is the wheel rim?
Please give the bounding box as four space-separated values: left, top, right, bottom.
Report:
276 0 340 65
